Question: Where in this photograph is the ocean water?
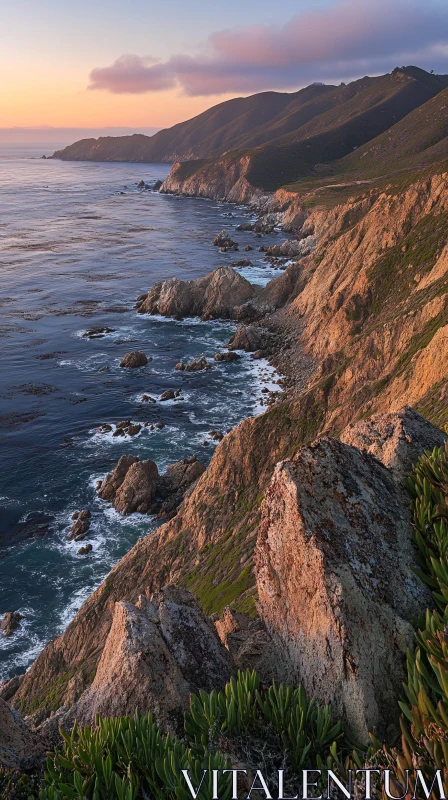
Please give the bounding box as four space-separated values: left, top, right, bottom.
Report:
0 153 283 680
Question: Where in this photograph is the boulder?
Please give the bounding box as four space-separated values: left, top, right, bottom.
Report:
214 351 241 362
1 612 23 637
153 179 163 191
340 407 447 487
255 435 432 743
78 544 93 555
213 230 238 249
141 394 156 403
70 586 233 732
184 357 211 372
231 259 252 267
136 267 257 320
228 325 268 352
160 389 175 401
119 351 149 369
0 698 45 771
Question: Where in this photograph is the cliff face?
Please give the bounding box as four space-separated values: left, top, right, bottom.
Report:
9 169 447 719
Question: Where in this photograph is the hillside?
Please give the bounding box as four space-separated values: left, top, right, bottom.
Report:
161 67 448 199
8 164 447 719
53 67 448 174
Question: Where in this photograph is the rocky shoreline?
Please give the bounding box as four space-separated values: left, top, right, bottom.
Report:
1 169 447 784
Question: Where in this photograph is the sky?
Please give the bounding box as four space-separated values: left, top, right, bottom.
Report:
1 0 448 141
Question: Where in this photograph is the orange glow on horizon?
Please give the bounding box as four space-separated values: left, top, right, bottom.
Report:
0 66 237 130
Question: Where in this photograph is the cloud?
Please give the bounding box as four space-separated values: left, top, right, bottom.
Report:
88 0 448 96
89 54 176 94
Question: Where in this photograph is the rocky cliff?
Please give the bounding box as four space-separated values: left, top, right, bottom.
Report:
6 164 447 730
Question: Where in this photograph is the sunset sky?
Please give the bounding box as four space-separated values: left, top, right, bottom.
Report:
1 0 448 140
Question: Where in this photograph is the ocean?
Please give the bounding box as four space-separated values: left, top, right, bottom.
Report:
0 149 283 680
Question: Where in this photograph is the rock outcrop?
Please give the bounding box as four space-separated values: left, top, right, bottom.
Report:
341 406 447 486
0 698 45 770
214 351 241 362
119 351 149 368
98 454 205 518
68 509 91 541
255 434 432 743
135 267 258 320
70 586 232 732
1 612 23 637
175 357 211 372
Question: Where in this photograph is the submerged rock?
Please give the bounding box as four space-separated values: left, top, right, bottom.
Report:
1 612 24 637
119 351 149 369
70 586 232 732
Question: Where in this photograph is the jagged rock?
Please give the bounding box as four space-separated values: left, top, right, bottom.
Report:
228 325 268 352
244 245 253 251
155 421 165 429
141 394 156 403
82 326 115 339
160 389 175 401
255 436 433 743
0 698 45 770
98 455 205 518
68 510 91 541
136 267 256 320
215 608 283 684
119 351 149 368
185 356 211 372
153 180 163 191
214 351 241 362
213 230 238 249
99 457 159 515
70 586 233 732
341 407 447 487
231 259 252 267
1 612 24 637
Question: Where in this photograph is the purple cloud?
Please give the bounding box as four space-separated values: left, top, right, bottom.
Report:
89 54 176 94
88 0 448 96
